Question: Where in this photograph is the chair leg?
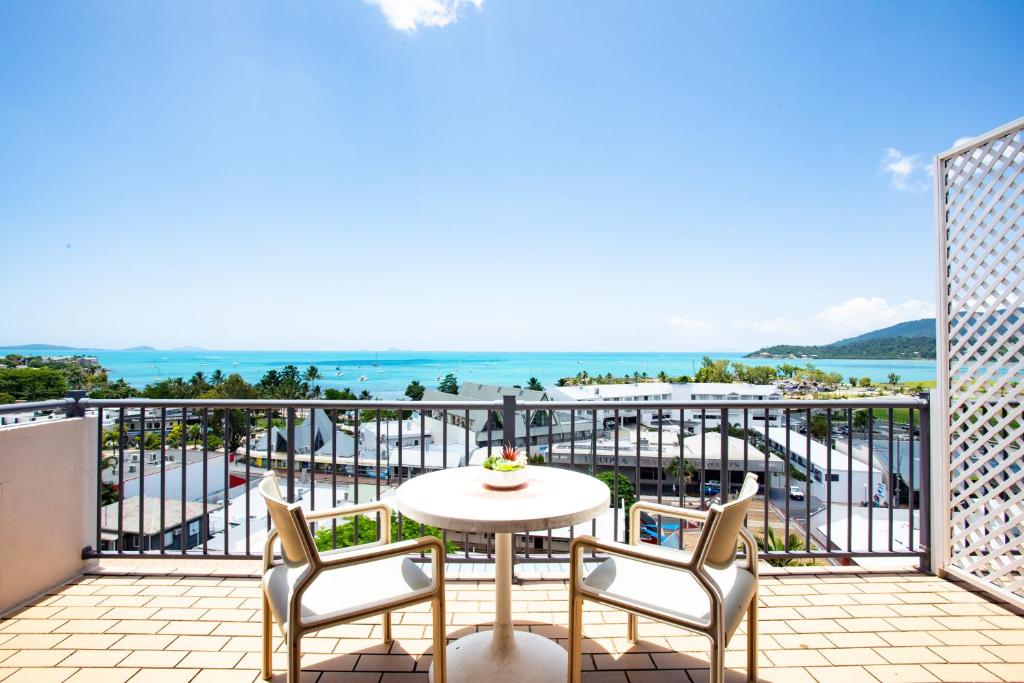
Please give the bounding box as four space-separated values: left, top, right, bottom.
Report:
627 612 638 644
287 628 301 683
567 595 584 683
261 592 273 681
431 597 447 683
746 594 759 683
382 610 393 643
709 633 725 683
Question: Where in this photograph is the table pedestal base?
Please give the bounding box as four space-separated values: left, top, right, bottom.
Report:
429 629 567 683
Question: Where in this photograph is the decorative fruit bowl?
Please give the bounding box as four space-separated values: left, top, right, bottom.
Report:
482 445 528 489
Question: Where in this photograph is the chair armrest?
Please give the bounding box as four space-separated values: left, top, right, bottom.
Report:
629 501 708 544
305 501 391 522
570 535 695 572
317 536 445 581
306 502 393 543
737 526 759 576
263 528 280 573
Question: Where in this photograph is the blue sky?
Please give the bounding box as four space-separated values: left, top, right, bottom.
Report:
1 1 1021 351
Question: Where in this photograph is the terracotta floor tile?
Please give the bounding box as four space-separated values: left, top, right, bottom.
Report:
983 663 1024 682
61 650 131 667
755 667 818 683
117 650 187 668
191 671 260 683
58 633 124 650
176 650 244 668
1 649 74 667
864 664 939 682
592 653 655 670
125 670 200 682
921 663 1001 682
805 665 880 683
818 647 887 666
64 667 137 683
3 669 77 683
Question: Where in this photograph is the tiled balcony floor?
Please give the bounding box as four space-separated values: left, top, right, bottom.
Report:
0 563 1021 683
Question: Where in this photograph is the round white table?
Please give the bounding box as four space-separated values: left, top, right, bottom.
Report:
394 465 610 683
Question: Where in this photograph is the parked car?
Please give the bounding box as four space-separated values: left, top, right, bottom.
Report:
789 485 805 500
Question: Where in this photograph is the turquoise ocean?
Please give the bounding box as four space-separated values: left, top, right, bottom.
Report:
4 349 937 399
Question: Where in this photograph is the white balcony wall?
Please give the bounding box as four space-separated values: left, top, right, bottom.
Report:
0 417 96 614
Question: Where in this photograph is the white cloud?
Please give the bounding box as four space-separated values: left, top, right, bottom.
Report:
666 315 715 337
734 297 934 345
364 0 482 31
882 147 929 192
815 297 934 337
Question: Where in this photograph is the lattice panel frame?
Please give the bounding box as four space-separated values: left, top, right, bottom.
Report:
935 116 1024 608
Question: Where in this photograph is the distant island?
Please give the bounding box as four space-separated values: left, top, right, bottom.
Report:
747 318 937 360
0 343 204 352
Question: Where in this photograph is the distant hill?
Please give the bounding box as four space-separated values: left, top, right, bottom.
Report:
834 318 936 344
0 343 89 351
123 345 157 351
747 318 936 360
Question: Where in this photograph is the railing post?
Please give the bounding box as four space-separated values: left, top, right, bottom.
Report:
720 407 729 502
66 390 86 418
286 407 296 503
918 392 932 573
503 395 517 449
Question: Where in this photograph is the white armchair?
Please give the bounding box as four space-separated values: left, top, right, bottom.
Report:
258 472 447 683
568 472 760 683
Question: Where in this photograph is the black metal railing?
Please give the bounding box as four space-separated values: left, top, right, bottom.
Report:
1 393 932 568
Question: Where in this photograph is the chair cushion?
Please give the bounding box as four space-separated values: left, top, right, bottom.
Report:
581 553 756 642
264 552 432 632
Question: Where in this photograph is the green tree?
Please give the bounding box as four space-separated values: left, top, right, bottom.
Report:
404 380 425 401
437 373 459 395
858 377 872 388
848 376 857 387
88 379 139 399
0 368 69 401
143 431 162 451
809 413 828 440
596 471 636 510
0 392 14 404
325 387 358 400
694 357 734 383
778 364 800 379
303 365 321 383
526 377 545 391
167 422 185 448
313 513 457 553
887 373 901 386
732 363 779 385
210 369 225 386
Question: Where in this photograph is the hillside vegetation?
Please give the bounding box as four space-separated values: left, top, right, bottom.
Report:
747 318 936 360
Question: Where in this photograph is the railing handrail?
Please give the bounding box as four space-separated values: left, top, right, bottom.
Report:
74 397 929 410
0 398 76 416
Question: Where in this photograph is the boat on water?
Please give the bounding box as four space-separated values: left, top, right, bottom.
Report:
359 375 368 382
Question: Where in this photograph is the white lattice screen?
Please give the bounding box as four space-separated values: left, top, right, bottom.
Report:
935 116 1024 607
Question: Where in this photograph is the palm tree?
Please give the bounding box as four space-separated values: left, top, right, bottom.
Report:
756 527 807 567
210 369 225 386
189 372 208 396
526 377 544 391
304 365 322 383
665 456 697 494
